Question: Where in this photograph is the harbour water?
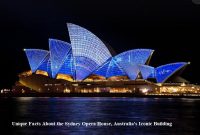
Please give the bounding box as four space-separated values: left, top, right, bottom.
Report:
0 97 200 134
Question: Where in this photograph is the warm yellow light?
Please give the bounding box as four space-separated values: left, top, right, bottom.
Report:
63 88 70 93
157 83 162 86
141 88 148 93
36 70 48 76
56 74 73 81
181 83 186 86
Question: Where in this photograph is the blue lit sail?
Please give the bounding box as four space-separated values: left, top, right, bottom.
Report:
115 49 154 80
67 23 112 80
24 49 49 72
49 39 72 78
37 53 52 77
139 65 155 79
155 62 188 83
74 56 98 80
58 50 75 78
94 58 126 78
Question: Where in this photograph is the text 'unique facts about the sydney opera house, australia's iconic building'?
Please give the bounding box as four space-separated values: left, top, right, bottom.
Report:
12 23 198 95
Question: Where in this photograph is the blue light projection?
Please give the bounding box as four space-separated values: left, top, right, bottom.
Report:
74 56 98 80
94 58 126 78
67 23 112 66
67 23 112 80
58 51 75 78
114 49 154 80
24 49 49 72
139 65 155 79
155 62 187 83
37 53 52 76
49 39 72 78
24 23 188 82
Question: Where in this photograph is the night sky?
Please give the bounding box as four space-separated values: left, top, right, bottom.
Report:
0 0 200 88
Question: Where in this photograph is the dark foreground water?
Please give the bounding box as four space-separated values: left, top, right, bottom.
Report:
0 97 200 135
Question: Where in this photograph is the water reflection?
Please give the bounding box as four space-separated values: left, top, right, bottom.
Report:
0 97 200 134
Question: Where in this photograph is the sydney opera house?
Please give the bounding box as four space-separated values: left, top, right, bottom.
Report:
13 23 200 95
